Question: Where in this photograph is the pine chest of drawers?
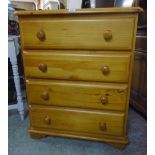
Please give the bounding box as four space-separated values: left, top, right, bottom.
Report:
16 7 142 149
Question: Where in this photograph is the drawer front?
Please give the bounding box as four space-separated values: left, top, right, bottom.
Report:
23 51 131 83
27 80 128 111
20 17 134 50
30 105 125 136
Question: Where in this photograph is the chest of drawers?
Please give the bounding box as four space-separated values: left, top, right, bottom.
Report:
16 7 142 149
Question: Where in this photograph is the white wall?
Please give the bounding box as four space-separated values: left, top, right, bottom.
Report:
67 0 82 9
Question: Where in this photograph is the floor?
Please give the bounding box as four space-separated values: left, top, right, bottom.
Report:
8 108 147 155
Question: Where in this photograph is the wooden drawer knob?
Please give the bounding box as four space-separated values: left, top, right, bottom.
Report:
102 65 110 75
38 63 47 72
99 122 107 131
41 91 49 100
103 30 112 41
44 116 51 125
100 95 108 104
36 30 46 41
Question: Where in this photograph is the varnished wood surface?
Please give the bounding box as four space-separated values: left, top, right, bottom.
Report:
23 51 131 82
16 8 140 148
123 15 138 135
135 34 147 51
29 105 125 136
19 17 134 50
29 128 128 144
130 34 147 117
27 79 128 111
15 7 143 16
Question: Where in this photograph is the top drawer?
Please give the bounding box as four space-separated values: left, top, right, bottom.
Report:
19 17 135 50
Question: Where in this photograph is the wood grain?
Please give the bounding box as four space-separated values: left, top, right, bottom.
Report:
16 8 140 148
19 17 134 50
28 127 128 144
15 7 143 16
27 79 128 111
29 105 125 136
23 51 131 82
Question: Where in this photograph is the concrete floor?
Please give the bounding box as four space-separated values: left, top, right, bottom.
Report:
8 108 147 155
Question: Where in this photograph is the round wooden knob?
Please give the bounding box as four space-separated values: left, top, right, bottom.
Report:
103 30 112 41
99 122 107 131
41 91 49 100
100 95 108 104
36 30 46 41
102 65 110 75
44 116 51 125
38 63 47 72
